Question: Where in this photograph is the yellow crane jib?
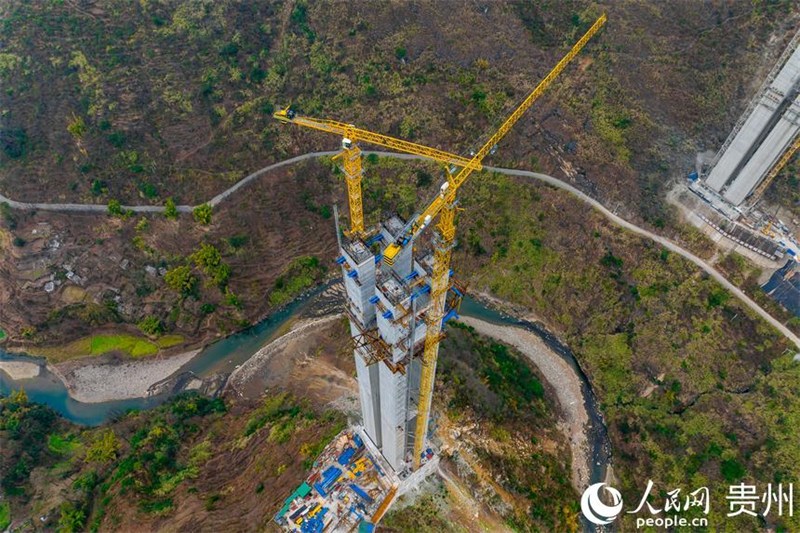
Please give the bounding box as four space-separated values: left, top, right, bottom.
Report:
274 110 481 170
410 13 607 470
410 13 608 240
273 108 482 236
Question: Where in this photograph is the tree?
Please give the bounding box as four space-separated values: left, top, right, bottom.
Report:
192 203 212 225
107 199 123 216
57 502 86 533
85 429 120 464
191 243 230 288
137 315 163 336
164 265 197 296
9 388 27 406
164 197 178 219
191 243 222 270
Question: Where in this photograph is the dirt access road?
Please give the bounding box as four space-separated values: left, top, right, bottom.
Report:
2 150 798 351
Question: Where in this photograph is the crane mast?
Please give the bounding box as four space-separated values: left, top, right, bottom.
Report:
271 13 606 475
410 14 607 469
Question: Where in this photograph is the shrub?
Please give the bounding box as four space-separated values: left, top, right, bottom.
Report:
0 501 9 531
720 458 745 482
164 266 197 297
57 502 85 533
139 182 158 199
138 315 163 336
164 198 178 219
191 243 230 288
107 199 123 216
227 234 248 249
107 130 126 148
91 180 107 196
85 430 120 464
67 114 87 139
192 204 212 225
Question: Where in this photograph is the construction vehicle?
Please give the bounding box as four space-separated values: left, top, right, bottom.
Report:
273 109 481 237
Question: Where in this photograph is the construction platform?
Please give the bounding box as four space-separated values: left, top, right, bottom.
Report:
273 427 399 532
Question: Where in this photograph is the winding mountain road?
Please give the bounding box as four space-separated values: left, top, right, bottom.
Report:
2 150 798 350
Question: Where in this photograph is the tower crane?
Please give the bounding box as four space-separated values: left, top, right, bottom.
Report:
405 14 608 469
273 110 481 237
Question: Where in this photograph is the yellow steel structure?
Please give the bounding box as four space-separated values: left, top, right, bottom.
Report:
410 14 607 470
748 133 800 209
274 110 481 235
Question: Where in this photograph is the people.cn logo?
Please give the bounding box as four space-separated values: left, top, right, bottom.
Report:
581 483 624 525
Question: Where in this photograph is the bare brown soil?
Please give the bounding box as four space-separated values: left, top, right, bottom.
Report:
0 160 337 351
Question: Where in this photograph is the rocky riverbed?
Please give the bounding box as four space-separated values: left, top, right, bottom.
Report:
54 351 199 403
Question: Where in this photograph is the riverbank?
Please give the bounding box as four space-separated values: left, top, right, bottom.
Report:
55 350 199 403
226 313 346 396
458 316 591 492
0 359 40 380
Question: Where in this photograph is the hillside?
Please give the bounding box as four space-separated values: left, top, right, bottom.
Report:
1 322 577 532
2 2 800 532
1 0 798 224
2 0 799 351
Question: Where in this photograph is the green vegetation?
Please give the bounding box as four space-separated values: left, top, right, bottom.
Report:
227 234 248 249
190 243 230 288
383 486 462 533
4 389 347 529
137 315 163 336
85 430 120 464
36 333 162 361
0 501 10 531
107 199 123 216
47 433 81 455
436 324 577 531
298 416 347 470
164 265 198 297
192 203 212 225
457 174 794 530
0 329 5 340
268 255 326 306
239 393 343 454
155 334 185 349
66 114 87 139
1 390 58 497
57 502 86 533
0 202 16 230
164 198 178 220
442 323 546 422
88 335 158 358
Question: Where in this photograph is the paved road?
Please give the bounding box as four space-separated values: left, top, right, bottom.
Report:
480 164 800 351
3 150 798 350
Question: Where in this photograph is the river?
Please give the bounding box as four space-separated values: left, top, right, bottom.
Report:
0 284 327 425
0 288 611 484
